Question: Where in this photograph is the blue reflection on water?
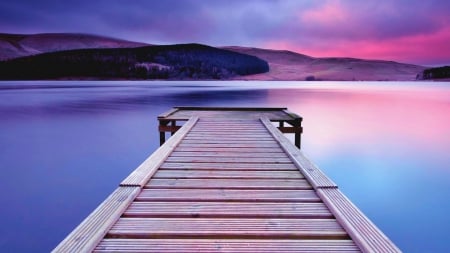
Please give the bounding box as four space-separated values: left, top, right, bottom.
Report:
0 81 449 252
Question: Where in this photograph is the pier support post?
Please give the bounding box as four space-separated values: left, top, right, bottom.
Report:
278 120 303 149
291 118 303 149
293 118 303 149
171 120 177 136
159 120 169 145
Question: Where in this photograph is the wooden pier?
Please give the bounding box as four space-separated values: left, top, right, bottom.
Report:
53 107 401 252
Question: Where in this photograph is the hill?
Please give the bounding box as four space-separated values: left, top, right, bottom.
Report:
0 43 269 80
0 32 429 81
0 33 147 60
225 47 425 81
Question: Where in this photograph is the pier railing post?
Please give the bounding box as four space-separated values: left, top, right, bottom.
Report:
294 119 302 149
293 118 302 149
159 120 169 145
170 120 177 136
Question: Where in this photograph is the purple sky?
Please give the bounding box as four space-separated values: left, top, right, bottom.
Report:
1 0 449 66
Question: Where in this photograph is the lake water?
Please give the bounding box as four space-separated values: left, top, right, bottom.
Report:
0 81 449 252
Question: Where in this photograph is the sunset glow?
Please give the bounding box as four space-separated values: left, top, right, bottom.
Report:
1 0 449 65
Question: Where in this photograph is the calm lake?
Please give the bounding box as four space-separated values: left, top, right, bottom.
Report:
0 81 449 252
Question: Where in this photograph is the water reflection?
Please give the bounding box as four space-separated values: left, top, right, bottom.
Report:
0 81 449 252
0 83 270 117
267 85 450 252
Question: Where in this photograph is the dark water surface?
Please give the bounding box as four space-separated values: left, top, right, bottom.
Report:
0 81 449 252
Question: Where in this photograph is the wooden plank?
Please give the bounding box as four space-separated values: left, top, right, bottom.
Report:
194 121 263 124
180 139 278 144
283 108 302 119
170 151 288 158
124 201 331 218
136 189 320 202
184 136 273 140
161 107 298 121
191 126 265 129
186 133 270 137
189 126 266 129
95 239 360 253
52 187 140 253
107 218 347 239
187 133 267 137
145 178 312 189
188 132 268 135
165 156 292 163
165 114 293 121
188 132 269 135
160 162 298 170
192 124 265 127
278 126 302 133
189 130 265 132
159 125 181 132
317 188 401 253
260 117 337 189
197 120 258 124
120 116 199 187
174 106 288 111
193 124 264 126
157 107 179 119
174 147 284 153
153 170 303 179
177 143 281 148
189 130 273 136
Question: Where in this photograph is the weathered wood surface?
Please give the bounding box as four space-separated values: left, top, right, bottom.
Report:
124 202 331 218
174 146 284 152
170 151 288 157
107 217 348 239
160 162 298 170
158 107 303 148
95 239 360 253
56 107 400 253
177 142 281 148
162 110 295 121
136 189 320 202
153 170 303 179
145 178 312 189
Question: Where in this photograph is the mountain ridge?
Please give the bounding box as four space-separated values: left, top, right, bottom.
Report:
0 32 428 81
223 46 425 81
0 33 148 60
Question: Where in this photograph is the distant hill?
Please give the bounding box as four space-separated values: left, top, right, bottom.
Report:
0 33 148 60
0 32 430 81
225 47 426 81
0 43 269 80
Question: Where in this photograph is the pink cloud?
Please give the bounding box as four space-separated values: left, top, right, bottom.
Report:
260 0 450 65
300 0 349 26
264 24 450 65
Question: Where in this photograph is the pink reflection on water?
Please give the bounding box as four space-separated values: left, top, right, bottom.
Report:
267 83 450 163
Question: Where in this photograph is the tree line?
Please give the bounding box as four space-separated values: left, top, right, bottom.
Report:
0 44 269 80
421 66 450 79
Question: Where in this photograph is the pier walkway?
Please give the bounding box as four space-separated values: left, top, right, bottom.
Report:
54 107 400 252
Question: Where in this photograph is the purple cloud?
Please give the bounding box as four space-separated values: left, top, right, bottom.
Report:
0 0 449 65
